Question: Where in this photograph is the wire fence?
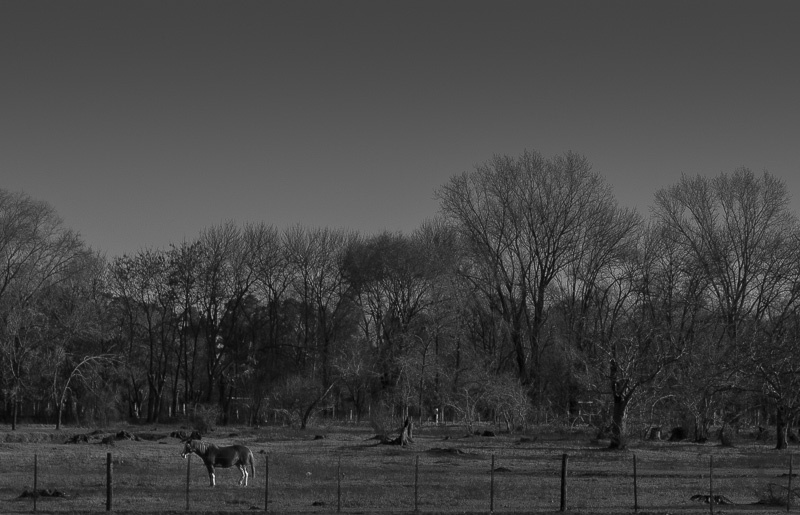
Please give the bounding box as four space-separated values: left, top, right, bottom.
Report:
1 434 798 513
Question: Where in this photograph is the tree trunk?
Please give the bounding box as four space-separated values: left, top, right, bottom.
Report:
170 364 181 419
512 327 528 384
146 380 163 423
11 399 18 431
56 401 63 430
776 405 789 450
609 395 628 449
218 377 231 426
398 417 414 445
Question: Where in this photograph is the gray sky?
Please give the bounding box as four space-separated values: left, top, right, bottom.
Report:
2 0 799 257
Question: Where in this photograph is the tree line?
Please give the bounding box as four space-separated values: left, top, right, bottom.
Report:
2 150 799 450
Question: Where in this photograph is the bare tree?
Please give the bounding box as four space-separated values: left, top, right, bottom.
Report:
342 230 441 419
165 240 204 417
745 231 800 449
108 249 177 422
239 223 291 424
654 168 798 438
194 222 242 406
51 354 117 429
437 150 636 398
36 250 113 428
642 223 714 441
437 156 530 381
654 168 796 342
0 190 90 429
284 226 357 386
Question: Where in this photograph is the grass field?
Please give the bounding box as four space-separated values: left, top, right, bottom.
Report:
0 422 797 514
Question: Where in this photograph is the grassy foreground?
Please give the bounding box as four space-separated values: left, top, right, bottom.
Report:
0 422 796 514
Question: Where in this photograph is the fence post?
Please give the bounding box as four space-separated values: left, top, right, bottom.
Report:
264 454 269 513
490 454 495 514
709 455 714 515
633 453 638 513
33 453 38 513
106 452 113 511
560 453 568 512
788 454 793 512
414 455 419 514
185 453 191 511
337 455 342 513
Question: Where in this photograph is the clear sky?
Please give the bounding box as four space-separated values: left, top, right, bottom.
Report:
2 1 799 257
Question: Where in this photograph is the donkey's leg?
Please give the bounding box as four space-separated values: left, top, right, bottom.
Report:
206 464 216 487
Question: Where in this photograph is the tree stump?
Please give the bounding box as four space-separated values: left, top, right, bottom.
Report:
380 417 415 446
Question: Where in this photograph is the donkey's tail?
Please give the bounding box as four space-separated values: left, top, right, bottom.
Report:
248 450 256 480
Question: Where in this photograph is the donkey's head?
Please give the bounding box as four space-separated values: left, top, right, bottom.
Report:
181 439 196 458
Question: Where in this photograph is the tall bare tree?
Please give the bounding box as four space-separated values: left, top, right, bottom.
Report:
194 222 241 405
745 230 800 449
342 230 440 408
284 226 356 383
38 250 111 428
653 168 798 437
108 249 178 422
654 168 796 342
165 240 204 416
0 190 90 428
438 150 636 395
282 226 359 427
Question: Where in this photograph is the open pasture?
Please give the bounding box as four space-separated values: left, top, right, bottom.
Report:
0 423 796 514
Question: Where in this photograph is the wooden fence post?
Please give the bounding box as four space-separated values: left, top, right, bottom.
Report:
490 454 495 514
106 452 113 511
414 455 420 514
633 453 638 513
264 454 269 513
337 455 342 513
560 453 568 512
788 454 793 512
709 455 714 515
185 453 191 511
33 453 38 513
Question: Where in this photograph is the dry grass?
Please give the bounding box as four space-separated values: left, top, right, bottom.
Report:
0 422 797 514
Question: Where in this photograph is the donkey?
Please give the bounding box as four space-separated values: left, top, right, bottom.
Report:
181 439 255 487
